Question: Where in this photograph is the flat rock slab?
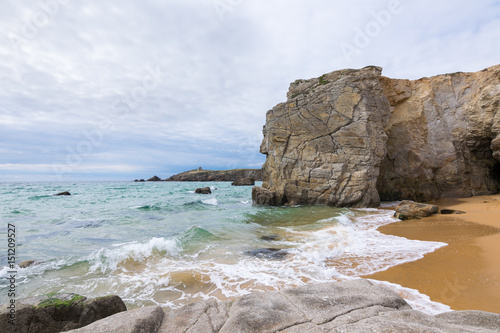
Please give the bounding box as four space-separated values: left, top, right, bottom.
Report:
67 305 164 333
158 279 500 333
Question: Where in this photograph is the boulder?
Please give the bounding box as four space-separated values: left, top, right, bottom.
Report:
0 294 126 333
194 187 211 194
231 177 255 186
18 260 36 268
147 176 162 182
54 191 71 196
252 186 277 205
67 306 164 333
139 179 145 182
394 200 439 220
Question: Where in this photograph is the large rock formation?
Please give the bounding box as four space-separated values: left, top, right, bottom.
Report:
254 65 500 206
166 168 263 182
63 279 500 333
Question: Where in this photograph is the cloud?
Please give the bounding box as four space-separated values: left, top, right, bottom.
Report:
0 0 499 180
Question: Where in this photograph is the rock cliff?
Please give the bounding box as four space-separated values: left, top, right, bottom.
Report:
254 65 500 206
166 168 262 182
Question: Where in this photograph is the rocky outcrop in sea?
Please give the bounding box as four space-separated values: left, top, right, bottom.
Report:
254 65 500 207
166 168 263 182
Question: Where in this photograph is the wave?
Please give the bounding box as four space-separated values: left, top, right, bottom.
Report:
88 237 182 273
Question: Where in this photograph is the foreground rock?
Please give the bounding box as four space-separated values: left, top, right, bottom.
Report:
68 306 164 333
30 280 500 332
254 64 500 206
231 177 255 186
54 191 71 196
394 200 440 220
195 187 211 194
159 279 500 332
0 293 126 333
166 168 263 182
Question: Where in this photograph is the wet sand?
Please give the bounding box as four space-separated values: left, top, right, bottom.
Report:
365 194 500 314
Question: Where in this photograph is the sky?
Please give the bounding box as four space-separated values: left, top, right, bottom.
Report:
1 0 499 181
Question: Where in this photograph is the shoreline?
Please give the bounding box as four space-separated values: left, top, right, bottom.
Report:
366 194 500 314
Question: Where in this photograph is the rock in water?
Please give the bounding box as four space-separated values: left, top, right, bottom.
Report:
231 177 255 186
254 64 500 207
394 200 439 220
147 176 162 181
195 187 211 194
18 260 36 268
54 191 71 196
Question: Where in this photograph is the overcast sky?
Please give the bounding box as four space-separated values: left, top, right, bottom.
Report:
1 0 499 181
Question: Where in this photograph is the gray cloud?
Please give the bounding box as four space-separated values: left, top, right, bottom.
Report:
1 0 499 180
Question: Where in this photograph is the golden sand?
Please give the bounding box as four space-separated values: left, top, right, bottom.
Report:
365 194 500 314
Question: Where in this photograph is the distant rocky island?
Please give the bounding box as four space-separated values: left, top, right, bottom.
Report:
134 168 262 182
253 64 500 207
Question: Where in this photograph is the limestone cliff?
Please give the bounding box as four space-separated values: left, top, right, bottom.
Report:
253 65 500 206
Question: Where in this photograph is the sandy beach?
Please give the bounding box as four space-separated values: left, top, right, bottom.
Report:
366 194 500 314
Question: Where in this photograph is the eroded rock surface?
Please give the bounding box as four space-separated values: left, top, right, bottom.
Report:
378 66 500 201
256 66 391 207
32 280 500 333
254 65 500 206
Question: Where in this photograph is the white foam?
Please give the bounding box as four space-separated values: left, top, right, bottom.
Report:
88 237 182 273
202 198 218 206
369 279 452 315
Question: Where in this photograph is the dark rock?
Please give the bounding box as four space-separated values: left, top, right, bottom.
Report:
245 248 288 260
67 306 164 333
194 187 211 194
440 209 466 215
54 191 71 196
260 235 279 241
18 260 37 268
133 179 139 182
147 176 162 182
394 200 439 220
139 179 145 182
231 177 255 186
252 186 277 205
0 293 126 333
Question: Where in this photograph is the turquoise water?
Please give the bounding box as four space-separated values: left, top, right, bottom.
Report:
0 181 449 313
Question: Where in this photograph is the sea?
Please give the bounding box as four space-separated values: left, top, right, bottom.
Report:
0 181 451 314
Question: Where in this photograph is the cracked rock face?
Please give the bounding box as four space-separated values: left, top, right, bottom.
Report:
254 64 500 206
378 65 500 201
256 66 391 207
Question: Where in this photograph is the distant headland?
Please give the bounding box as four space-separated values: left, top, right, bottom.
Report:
134 168 262 182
